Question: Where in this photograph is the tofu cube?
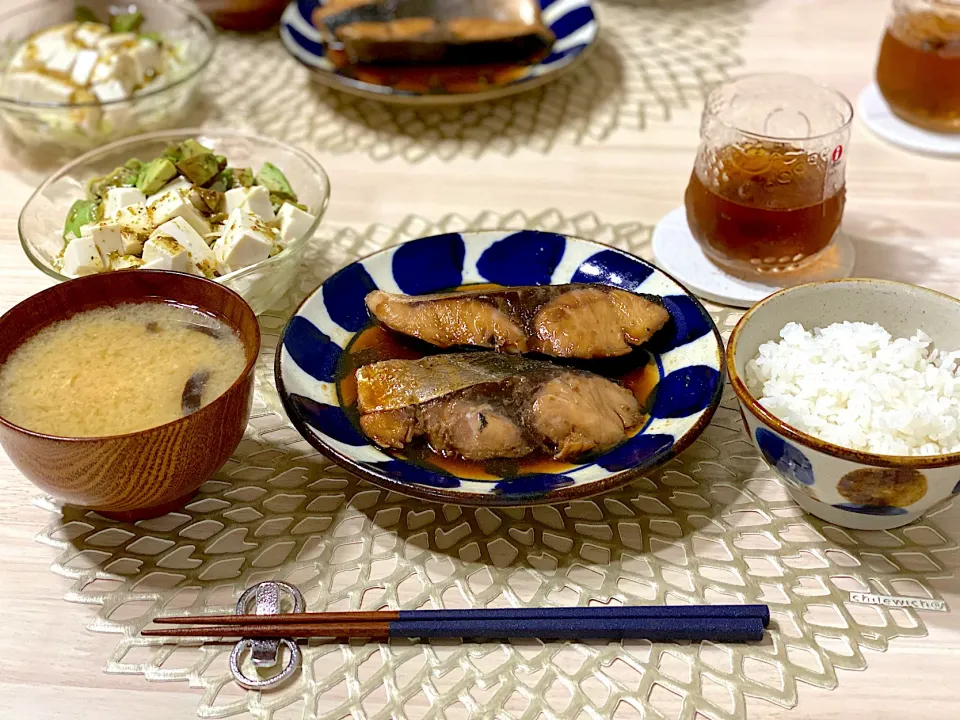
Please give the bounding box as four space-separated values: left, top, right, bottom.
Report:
91 57 113 84
45 46 78 74
111 255 145 270
32 25 72 64
92 78 130 104
80 221 125 268
151 218 217 278
142 235 195 274
146 177 194 206
128 38 162 81
223 187 249 215
3 72 74 103
8 43 34 71
277 202 316 244
97 33 138 51
121 231 144 256
149 186 211 237
90 52 139 95
111 202 154 237
71 49 100 87
61 235 104 277
242 185 276 221
74 23 109 48
104 186 146 217
214 210 274 274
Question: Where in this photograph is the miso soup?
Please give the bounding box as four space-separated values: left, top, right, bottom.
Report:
0 302 247 437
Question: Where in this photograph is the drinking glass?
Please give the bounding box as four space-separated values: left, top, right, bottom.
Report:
876 0 960 133
684 74 854 277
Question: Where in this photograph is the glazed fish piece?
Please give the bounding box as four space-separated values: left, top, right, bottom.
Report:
356 352 641 461
314 0 554 66
365 284 671 359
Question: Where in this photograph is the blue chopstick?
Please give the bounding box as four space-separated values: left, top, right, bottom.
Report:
389 616 765 642
396 604 770 627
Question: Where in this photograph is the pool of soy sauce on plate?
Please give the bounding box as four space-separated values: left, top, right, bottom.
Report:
335 285 661 481
326 48 549 95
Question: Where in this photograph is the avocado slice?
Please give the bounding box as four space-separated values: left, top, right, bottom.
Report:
234 167 254 188
64 199 99 239
135 157 178 195
176 153 221 186
87 162 140 198
75 6 99 23
255 162 297 201
110 11 144 34
163 139 213 166
183 139 213 159
194 187 223 214
208 168 234 193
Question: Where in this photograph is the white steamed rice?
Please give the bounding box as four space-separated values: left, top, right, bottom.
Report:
745 321 960 456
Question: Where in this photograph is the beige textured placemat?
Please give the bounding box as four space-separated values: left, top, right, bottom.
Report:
35 210 956 720
195 1 750 162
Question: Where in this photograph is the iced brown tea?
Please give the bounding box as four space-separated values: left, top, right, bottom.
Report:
876 8 960 133
685 74 852 277
685 142 846 275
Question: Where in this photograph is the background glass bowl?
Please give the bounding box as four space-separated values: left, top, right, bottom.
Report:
0 0 215 152
19 128 332 315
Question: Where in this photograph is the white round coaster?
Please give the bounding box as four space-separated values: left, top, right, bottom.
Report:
651 207 856 308
858 82 960 158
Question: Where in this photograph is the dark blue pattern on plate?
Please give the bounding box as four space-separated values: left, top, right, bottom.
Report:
296 0 314 18
477 231 566 286
954 479 960 495
367 461 462 489
494 474 575 496
392 233 465 295
542 43 589 64
571 249 654 290
596 434 675 473
651 366 721 419
285 16 324 55
322 262 379 332
289 394 366 446
834 504 909 516
755 427 815 486
645 295 714 355
550 6 597 40
283 316 342 383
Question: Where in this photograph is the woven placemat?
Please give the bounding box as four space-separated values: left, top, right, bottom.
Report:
34 209 956 720
193 1 750 162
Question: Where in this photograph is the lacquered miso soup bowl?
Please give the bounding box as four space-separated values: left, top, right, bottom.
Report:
728 279 960 530
0 270 259 520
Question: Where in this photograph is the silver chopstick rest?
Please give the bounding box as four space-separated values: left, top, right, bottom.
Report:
229 581 304 690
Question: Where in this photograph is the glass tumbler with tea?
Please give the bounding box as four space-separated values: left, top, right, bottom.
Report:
876 0 960 133
684 74 854 278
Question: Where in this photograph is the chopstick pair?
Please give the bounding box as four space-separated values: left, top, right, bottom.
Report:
142 604 770 643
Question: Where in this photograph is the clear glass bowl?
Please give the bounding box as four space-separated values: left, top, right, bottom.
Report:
0 0 216 152
19 129 332 315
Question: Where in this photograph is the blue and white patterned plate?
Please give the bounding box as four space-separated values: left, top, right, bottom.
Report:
276 231 725 506
279 0 599 105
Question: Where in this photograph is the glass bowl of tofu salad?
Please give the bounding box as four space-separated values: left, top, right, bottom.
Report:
19 128 331 314
0 0 215 151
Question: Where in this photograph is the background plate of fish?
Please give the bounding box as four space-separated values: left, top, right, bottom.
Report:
279 0 599 104
276 231 725 505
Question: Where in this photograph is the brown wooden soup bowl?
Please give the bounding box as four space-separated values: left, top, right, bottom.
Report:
0 270 260 521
